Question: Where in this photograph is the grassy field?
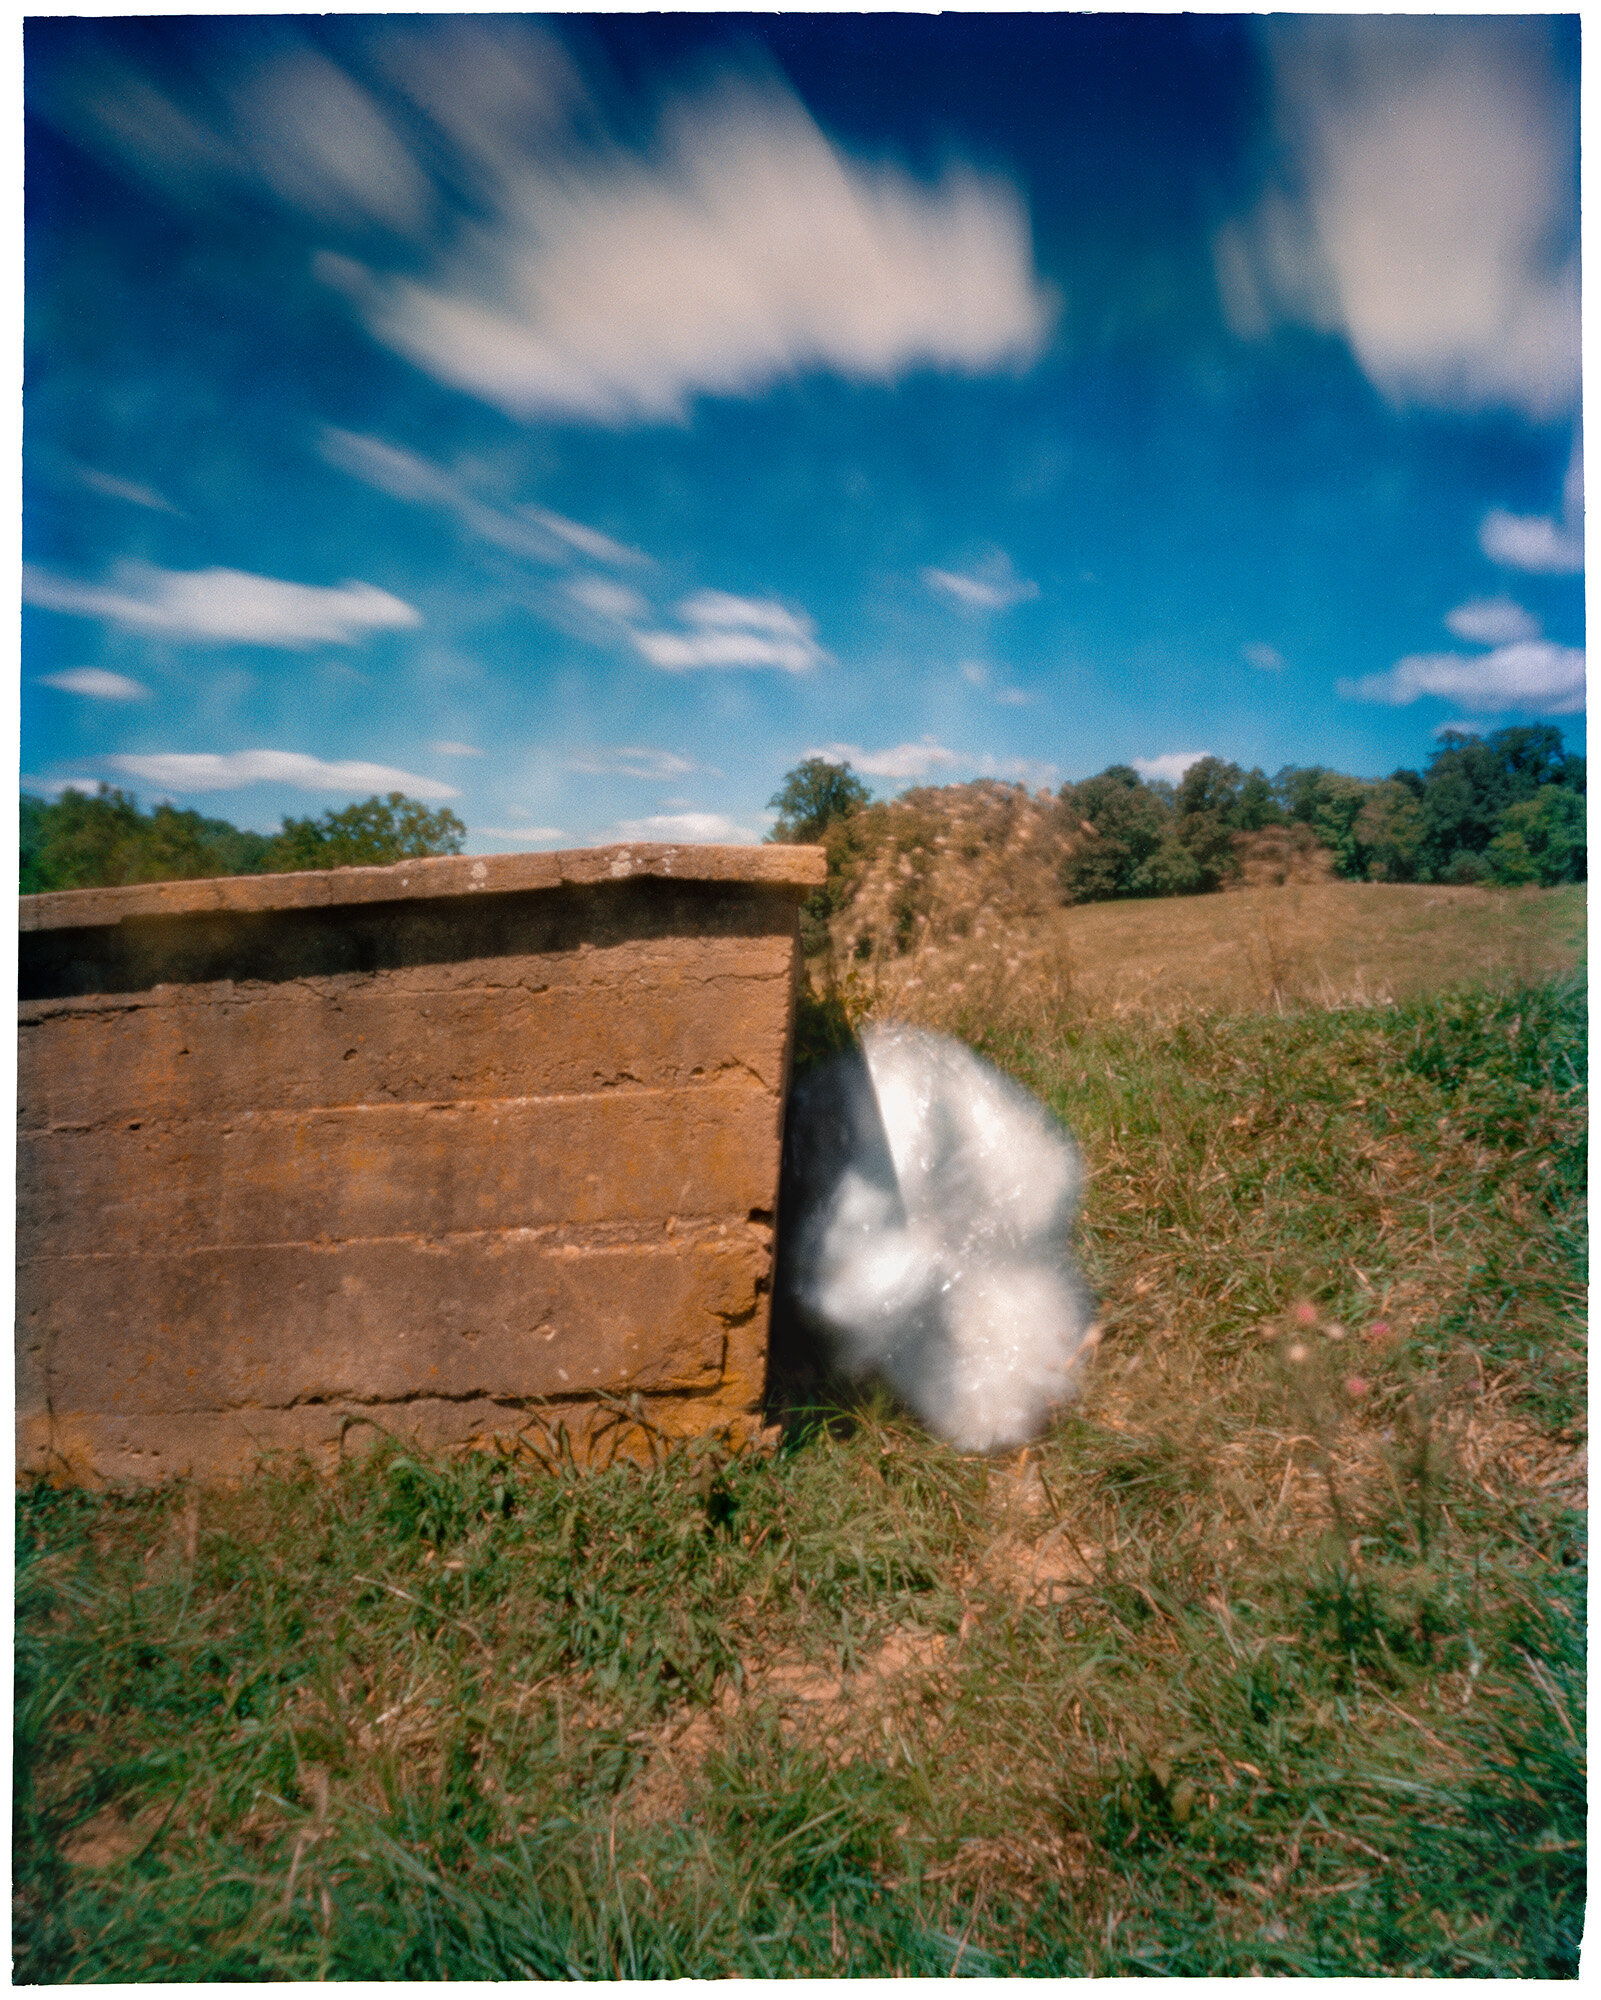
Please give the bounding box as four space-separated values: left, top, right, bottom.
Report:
13 887 1587 1978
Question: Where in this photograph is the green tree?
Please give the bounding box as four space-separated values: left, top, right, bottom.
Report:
1059 766 1202 901
766 758 872 845
1485 786 1586 887
269 793 466 871
1353 779 1427 882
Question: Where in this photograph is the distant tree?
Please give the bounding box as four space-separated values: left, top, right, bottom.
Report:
269 793 466 871
1058 766 1202 901
1234 767 1284 831
1485 786 1586 887
20 786 461 892
766 758 872 845
1354 780 1427 882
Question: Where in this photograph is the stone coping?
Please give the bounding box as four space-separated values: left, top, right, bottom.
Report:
19 842 827 933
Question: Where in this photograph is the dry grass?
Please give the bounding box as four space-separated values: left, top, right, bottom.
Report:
830 879 1583 1036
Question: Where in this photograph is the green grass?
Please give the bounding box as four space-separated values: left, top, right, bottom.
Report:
14 975 1585 1978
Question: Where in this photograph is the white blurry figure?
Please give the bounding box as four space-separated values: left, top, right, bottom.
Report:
776 1023 1094 1452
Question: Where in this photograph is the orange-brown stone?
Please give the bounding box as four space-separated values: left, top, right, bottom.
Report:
17 842 824 1485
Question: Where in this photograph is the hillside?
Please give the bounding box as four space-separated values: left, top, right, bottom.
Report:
814 780 1584 1033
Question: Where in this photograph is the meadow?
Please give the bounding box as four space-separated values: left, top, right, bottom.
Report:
13 882 1586 1979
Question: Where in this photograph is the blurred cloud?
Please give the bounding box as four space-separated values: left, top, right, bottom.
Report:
1133 752 1209 784
430 740 483 757
1217 18 1579 419
38 667 150 700
614 811 757 843
633 589 826 672
24 562 420 647
1242 641 1285 671
233 48 431 233
811 737 958 780
566 577 653 623
77 466 183 515
320 428 648 568
566 746 711 779
923 551 1039 611
1339 641 1585 714
105 750 460 798
473 824 566 843
1444 597 1541 645
324 74 1053 421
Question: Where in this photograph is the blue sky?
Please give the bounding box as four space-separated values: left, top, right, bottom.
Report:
22 11 1585 850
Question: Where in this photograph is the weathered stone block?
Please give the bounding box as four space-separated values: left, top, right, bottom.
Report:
17 843 824 1485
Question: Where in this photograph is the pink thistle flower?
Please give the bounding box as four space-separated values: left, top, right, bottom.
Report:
1344 1375 1370 1400
1292 1300 1319 1327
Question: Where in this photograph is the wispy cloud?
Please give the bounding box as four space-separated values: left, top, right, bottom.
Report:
1133 752 1210 785
24 562 420 648
1444 597 1542 644
105 750 460 799
923 552 1039 611
1216 18 1579 420
566 578 653 623
38 667 150 701
473 824 566 843
430 739 483 758
633 590 826 673
320 428 649 569
77 466 183 515
566 746 712 779
1242 641 1285 671
976 753 1059 789
810 737 958 781
614 811 757 844
1339 642 1585 715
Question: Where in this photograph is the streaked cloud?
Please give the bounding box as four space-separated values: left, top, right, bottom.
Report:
1444 597 1541 645
923 552 1039 611
633 590 826 673
473 824 566 843
566 746 712 780
77 466 183 515
614 811 757 844
38 667 150 701
322 71 1053 422
1242 641 1285 671
430 739 483 758
1217 18 1579 419
810 737 958 781
1133 752 1209 785
105 750 460 799
1339 642 1585 714
24 562 421 648
566 578 653 623
321 428 649 569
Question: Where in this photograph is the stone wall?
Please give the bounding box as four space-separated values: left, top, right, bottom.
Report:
17 843 825 1486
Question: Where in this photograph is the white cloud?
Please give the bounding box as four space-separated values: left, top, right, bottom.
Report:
1133 752 1210 785
233 48 432 234
321 428 648 569
1218 19 1579 419
473 825 566 843
1242 641 1285 671
566 746 710 780
430 740 483 758
633 590 826 673
327 75 1052 422
1339 641 1585 714
38 667 151 701
1444 596 1541 645
810 737 958 781
959 660 989 687
77 467 182 515
566 577 652 624
1478 507 1583 575
993 688 1032 707
21 776 107 797
923 552 1039 611
23 562 421 648
104 751 460 799
614 812 757 844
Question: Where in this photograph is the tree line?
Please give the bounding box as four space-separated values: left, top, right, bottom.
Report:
769 724 1585 923
20 785 466 894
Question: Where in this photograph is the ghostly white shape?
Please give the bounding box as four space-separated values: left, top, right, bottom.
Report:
782 1024 1094 1452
